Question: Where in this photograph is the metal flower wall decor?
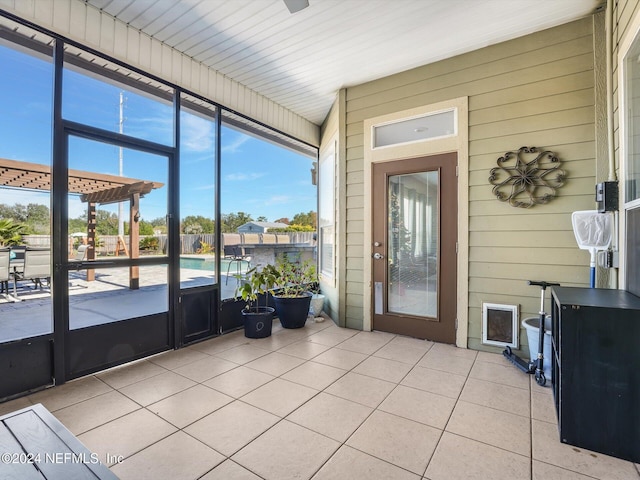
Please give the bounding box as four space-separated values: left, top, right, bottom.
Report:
488 146 566 208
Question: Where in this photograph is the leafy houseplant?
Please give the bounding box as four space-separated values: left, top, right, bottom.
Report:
235 264 279 338
272 257 316 328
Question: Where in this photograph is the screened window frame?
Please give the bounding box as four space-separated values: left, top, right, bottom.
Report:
318 141 336 283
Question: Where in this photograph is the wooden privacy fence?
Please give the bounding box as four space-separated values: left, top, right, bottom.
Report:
23 232 316 255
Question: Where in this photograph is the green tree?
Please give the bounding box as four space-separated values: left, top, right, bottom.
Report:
0 203 50 234
26 203 50 234
68 217 86 235
183 223 203 234
271 224 315 233
152 224 167 234
124 220 154 235
95 210 119 235
221 211 253 233
181 215 215 234
139 221 155 235
0 203 27 222
256 216 268 222
291 211 317 228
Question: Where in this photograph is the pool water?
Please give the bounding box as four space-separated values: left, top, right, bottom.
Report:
180 257 249 273
180 257 215 271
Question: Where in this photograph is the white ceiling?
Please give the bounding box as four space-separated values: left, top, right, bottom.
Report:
86 0 602 126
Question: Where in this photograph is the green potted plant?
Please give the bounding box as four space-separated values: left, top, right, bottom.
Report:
235 264 279 338
272 257 316 328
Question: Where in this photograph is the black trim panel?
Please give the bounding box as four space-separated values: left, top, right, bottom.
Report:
67 313 170 379
0 336 53 399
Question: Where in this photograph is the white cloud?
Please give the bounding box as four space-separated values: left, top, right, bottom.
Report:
264 195 292 206
221 134 250 153
225 172 266 181
193 184 215 191
125 115 173 141
181 115 214 152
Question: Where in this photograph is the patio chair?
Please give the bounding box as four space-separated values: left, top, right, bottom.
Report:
0 247 12 299
75 244 89 261
224 245 252 285
13 246 51 293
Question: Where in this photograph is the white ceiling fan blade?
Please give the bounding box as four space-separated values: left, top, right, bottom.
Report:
283 0 309 14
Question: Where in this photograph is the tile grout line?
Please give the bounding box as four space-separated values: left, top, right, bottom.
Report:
238 332 400 478
172 329 376 478
304 332 431 480
421 348 478 478
530 374 534 480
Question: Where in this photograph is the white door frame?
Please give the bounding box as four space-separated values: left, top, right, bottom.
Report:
363 97 469 348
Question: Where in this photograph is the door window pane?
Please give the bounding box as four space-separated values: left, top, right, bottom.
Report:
67 136 168 328
180 94 216 288
387 171 438 317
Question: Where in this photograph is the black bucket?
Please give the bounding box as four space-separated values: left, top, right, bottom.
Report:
242 307 275 338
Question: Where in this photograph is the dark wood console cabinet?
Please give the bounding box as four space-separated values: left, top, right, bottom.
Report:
550 287 640 463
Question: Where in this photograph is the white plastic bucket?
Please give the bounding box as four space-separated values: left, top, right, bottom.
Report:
522 316 552 382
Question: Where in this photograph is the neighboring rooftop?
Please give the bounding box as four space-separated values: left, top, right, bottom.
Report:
237 221 289 233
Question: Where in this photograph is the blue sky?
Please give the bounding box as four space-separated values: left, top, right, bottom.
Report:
0 44 316 224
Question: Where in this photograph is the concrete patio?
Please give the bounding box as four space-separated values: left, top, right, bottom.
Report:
1 319 637 480
0 261 241 343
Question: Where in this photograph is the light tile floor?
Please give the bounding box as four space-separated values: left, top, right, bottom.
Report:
2 319 639 480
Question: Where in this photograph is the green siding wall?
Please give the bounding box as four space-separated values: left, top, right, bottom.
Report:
342 17 597 351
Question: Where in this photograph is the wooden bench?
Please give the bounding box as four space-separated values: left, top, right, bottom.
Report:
0 403 118 479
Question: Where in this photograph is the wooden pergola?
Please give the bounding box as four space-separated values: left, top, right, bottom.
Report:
0 158 164 289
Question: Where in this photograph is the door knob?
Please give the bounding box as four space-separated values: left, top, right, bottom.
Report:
373 252 384 260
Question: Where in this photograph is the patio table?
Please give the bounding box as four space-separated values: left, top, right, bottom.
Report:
0 403 118 479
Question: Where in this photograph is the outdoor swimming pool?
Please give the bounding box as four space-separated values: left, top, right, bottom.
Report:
180 257 215 271
180 257 250 274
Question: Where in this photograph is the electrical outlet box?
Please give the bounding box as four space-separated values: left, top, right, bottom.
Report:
597 250 619 269
596 181 618 212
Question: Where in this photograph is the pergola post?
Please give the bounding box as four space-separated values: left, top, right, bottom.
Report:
86 202 96 282
129 193 140 290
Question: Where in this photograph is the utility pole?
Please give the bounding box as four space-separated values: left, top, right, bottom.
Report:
118 91 124 236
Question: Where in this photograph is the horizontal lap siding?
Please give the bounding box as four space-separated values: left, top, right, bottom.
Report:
344 17 596 347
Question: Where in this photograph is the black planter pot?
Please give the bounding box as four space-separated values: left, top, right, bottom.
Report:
242 306 275 338
273 293 312 329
